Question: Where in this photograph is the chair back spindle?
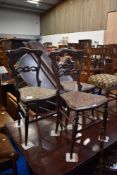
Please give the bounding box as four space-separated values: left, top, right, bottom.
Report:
49 48 84 92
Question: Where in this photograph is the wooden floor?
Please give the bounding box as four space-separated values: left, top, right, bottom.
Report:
4 102 117 175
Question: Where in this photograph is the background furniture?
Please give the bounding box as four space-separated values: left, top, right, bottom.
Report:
0 133 18 175
88 47 117 98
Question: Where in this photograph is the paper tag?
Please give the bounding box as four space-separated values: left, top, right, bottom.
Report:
50 130 60 136
83 138 91 146
66 153 78 162
21 141 35 150
26 96 33 99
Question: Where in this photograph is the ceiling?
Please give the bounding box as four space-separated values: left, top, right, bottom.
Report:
0 0 63 14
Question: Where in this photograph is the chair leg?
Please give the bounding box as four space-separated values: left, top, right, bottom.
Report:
116 95 117 110
17 105 21 126
18 103 25 126
25 111 29 146
55 95 63 133
103 102 108 137
99 102 108 175
99 135 104 175
17 113 20 126
55 114 60 133
98 88 102 95
70 111 79 159
12 158 18 175
65 108 70 129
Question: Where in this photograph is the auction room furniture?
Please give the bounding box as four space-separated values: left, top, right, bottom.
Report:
6 47 56 147
0 133 18 175
49 48 108 175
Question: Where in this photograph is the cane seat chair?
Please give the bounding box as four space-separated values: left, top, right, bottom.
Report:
49 48 108 173
0 133 19 175
6 47 56 147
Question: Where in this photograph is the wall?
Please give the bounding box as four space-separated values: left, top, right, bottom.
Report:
41 0 117 35
41 30 105 46
104 11 117 44
0 8 40 37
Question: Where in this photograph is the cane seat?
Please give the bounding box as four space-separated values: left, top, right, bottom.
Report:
61 81 95 92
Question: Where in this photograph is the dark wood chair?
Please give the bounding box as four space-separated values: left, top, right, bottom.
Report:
0 133 19 175
49 48 108 175
6 47 57 148
79 39 92 48
87 47 117 99
50 48 95 93
82 47 106 82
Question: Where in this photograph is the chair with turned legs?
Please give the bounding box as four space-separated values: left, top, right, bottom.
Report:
6 47 57 148
49 48 108 175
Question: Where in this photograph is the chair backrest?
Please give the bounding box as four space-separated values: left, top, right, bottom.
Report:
49 48 84 92
6 47 43 91
86 47 106 74
85 47 116 78
112 45 117 73
23 41 57 88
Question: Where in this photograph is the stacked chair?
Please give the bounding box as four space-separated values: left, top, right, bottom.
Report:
49 48 108 174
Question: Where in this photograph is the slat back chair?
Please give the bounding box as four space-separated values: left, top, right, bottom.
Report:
88 47 117 98
84 47 106 79
49 48 108 175
6 47 56 147
109 44 117 72
83 46 116 83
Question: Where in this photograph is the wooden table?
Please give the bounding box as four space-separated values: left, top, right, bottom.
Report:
5 109 117 175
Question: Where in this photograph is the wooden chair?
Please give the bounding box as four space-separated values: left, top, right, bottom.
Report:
6 47 57 148
79 39 92 48
49 48 108 175
87 47 117 98
82 47 106 82
68 43 80 49
50 48 95 93
0 133 19 175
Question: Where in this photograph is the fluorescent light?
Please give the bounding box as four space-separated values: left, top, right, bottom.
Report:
33 0 40 1
27 0 39 4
